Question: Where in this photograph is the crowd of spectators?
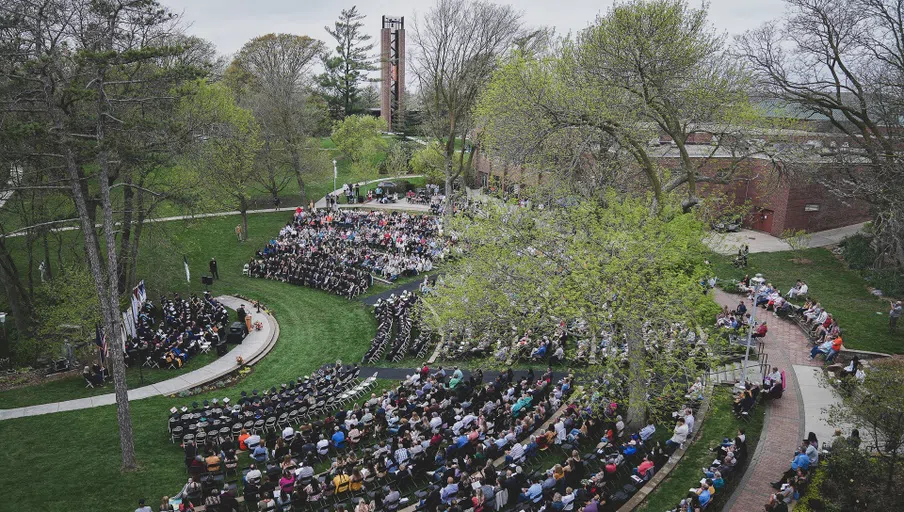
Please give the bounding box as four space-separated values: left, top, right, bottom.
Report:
249 209 448 298
161 363 578 511
127 292 230 370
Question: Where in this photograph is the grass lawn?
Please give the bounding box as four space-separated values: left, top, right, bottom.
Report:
0 212 381 512
710 248 904 354
638 386 766 511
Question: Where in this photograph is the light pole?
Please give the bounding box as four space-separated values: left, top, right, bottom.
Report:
333 160 338 196
738 273 765 390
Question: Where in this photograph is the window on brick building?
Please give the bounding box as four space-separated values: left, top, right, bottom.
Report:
804 203 820 212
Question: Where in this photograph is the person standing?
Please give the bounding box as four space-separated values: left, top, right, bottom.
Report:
890 300 902 333
209 257 219 279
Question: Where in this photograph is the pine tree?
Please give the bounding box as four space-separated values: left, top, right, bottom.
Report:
319 6 377 119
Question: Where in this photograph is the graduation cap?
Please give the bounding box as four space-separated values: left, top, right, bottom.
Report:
223 397 231 404
181 406 189 413
170 407 178 414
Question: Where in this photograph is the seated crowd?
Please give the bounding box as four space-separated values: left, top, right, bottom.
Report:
249 209 448 298
128 292 230 370
731 275 853 368
760 428 864 512
162 365 577 512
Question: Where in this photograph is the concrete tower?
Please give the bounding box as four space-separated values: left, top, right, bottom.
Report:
380 16 405 132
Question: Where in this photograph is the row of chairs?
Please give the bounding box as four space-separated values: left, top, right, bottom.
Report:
169 371 375 445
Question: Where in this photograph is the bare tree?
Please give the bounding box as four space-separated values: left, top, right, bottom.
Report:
737 0 904 265
230 34 326 204
410 0 523 221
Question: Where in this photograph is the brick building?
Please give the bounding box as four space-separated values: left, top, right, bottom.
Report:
473 136 873 237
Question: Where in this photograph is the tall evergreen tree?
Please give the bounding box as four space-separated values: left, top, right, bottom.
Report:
319 6 377 119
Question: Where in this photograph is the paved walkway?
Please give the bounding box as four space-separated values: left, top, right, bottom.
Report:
712 289 823 512
706 222 868 255
0 295 278 421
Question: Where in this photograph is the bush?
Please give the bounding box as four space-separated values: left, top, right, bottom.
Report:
864 267 904 297
839 234 876 270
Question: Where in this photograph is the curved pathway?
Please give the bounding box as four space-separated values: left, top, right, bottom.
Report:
0 295 278 421
713 288 822 511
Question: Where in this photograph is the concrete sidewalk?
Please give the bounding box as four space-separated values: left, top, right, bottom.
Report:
706 222 868 255
0 295 279 421
793 365 850 444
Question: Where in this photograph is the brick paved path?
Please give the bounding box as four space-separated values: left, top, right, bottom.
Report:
713 289 822 512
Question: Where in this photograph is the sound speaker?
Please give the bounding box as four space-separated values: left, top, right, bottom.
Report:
201 275 213 285
227 322 245 344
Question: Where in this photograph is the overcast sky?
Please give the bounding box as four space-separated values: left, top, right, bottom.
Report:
160 0 789 58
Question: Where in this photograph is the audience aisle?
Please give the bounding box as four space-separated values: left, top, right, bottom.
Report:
712 289 823 511
0 296 277 421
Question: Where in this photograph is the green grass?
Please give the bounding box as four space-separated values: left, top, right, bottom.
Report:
638 387 765 511
0 211 379 512
710 248 903 354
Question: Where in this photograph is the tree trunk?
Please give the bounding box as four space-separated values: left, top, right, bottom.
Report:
625 326 647 431
442 118 457 226
126 188 147 289
292 149 307 204
117 174 134 293
41 229 53 281
240 197 250 241
0 237 34 358
24 230 35 295
64 142 137 471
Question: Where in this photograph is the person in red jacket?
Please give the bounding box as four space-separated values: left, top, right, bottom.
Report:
751 322 768 339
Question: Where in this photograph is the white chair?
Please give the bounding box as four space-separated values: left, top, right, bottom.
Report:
242 264 250 276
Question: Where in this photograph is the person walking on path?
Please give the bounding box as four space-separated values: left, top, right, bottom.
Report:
209 257 219 279
890 300 902 333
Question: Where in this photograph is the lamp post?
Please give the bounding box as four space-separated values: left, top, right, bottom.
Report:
738 273 765 390
333 160 338 196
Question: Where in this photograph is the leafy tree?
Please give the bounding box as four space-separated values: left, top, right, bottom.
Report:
179 81 262 240
409 141 449 184
319 6 377 119
383 140 412 177
230 33 327 203
421 194 717 429
331 115 386 180
781 229 812 261
823 359 904 499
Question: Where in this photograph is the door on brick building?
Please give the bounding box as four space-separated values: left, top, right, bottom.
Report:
750 209 774 233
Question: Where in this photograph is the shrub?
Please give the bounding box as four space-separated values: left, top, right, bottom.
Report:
839 234 876 270
864 267 904 297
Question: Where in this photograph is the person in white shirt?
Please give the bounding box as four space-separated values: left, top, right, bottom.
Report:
507 442 525 463
684 409 695 434
316 437 330 456
665 418 688 451
788 280 808 299
555 419 567 444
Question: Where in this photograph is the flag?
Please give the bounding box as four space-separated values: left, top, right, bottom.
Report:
183 255 190 283
94 323 108 364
